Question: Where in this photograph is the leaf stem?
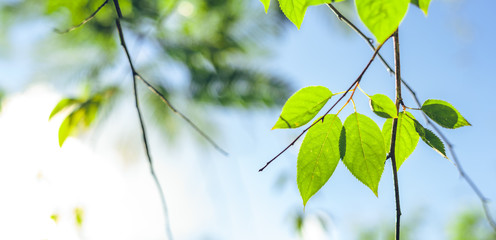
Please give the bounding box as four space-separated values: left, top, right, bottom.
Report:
391 30 402 240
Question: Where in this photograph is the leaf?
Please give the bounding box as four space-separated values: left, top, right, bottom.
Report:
410 0 431 15
297 114 342 206
58 109 85 147
273 86 332 129
412 119 447 158
421 99 471 129
340 113 386 196
58 114 73 147
369 94 397 118
382 112 419 170
260 0 270 13
356 0 410 44
82 101 100 127
278 0 329 29
49 98 80 120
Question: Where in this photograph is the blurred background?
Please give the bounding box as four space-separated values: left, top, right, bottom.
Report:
0 0 495 239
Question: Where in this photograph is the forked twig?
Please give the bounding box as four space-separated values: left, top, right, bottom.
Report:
115 16 174 240
327 3 496 231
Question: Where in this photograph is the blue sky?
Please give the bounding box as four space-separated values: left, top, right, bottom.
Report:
0 0 495 239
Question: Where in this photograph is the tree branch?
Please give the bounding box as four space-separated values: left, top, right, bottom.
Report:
114 5 173 240
55 0 109 34
112 2 227 156
327 3 496 231
259 42 385 172
391 30 402 240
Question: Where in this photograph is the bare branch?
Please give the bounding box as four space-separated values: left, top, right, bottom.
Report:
327 3 496 231
114 4 173 239
55 0 109 34
136 73 228 156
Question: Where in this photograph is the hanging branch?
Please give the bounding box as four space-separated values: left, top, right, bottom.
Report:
259 42 385 172
115 17 174 240
327 3 496 231
109 1 227 155
55 0 109 34
390 30 402 240
135 73 228 156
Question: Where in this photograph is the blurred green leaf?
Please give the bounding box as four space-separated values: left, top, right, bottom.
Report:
74 207 84 228
49 98 80 120
411 0 431 15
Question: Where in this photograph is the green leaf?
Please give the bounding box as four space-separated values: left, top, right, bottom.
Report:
82 102 100 127
340 113 386 196
410 0 431 15
421 99 471 129
278 0 329 29
260 0 270 13
273 86 332 129
297 114 342 206
49 98 80 120
412 119 447 158
382 112 419 170
356 0 410 44
369 94 397 118
58 109 85 147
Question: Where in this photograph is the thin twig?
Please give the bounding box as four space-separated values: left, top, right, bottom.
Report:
390 30 402 240
135 73 228 156
55 0 109 34
327 3 496 231
259 42 385 172
115 10 174 240
111 2 227 156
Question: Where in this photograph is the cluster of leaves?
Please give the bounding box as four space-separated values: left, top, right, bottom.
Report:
260 0 431 44
272 86 470 205
49 86 120 146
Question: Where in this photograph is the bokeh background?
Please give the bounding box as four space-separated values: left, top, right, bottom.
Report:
0 0 495 239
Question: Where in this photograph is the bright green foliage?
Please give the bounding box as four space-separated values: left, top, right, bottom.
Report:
412 119 447 158
421 99 471 129
74 207 84 227
262 0 347 28
340 113 386 196
369 94 397 118
50 86 119 147
273 86 332 129
410 0 431 15
297 114 342 206
50 214 59 223
278 0 329 29
58 107 85 147
260 0 271 12
382 112 419 170
49 98 81 120
356 0 410 44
